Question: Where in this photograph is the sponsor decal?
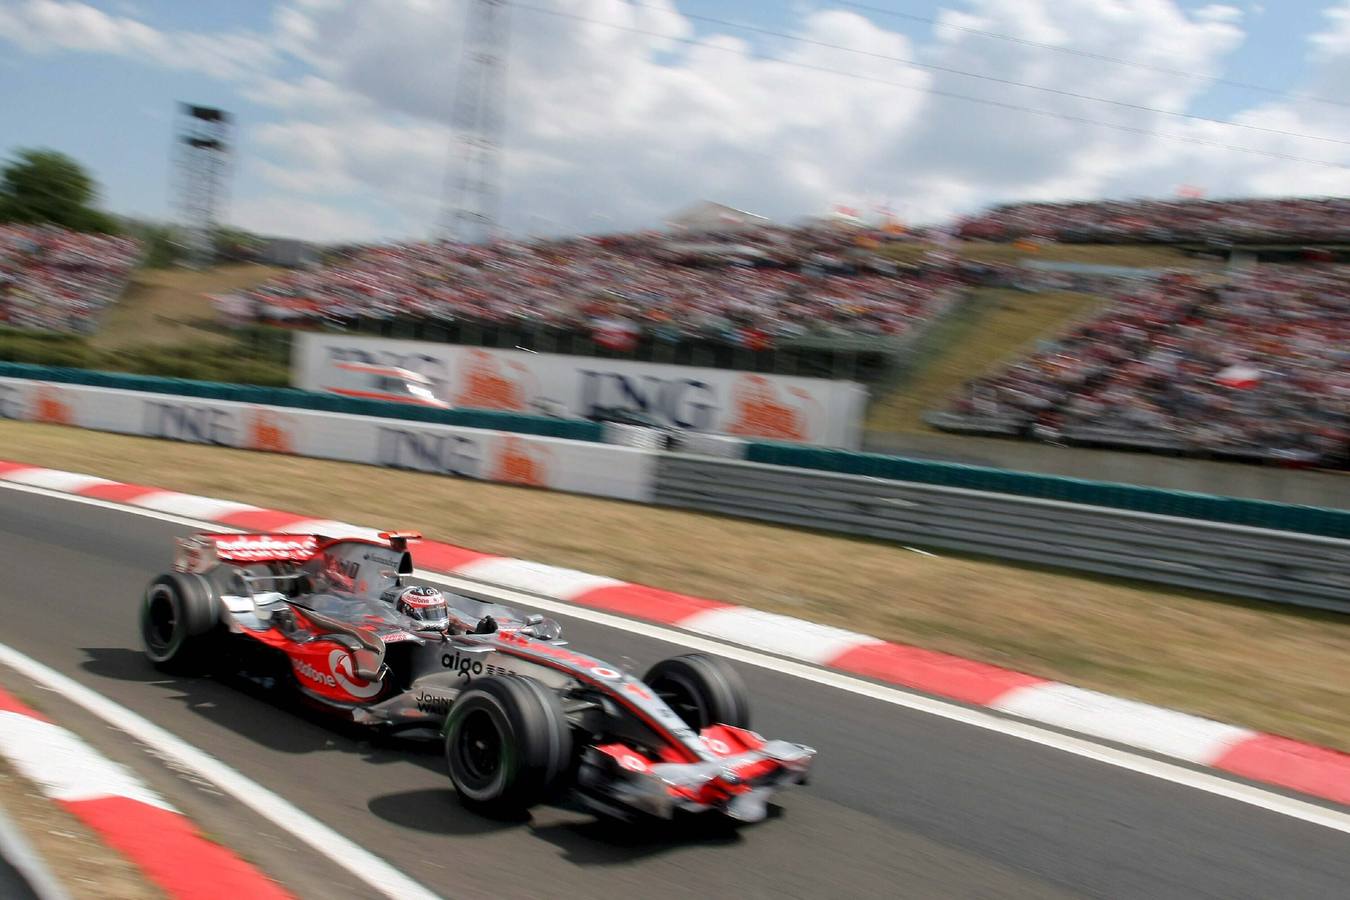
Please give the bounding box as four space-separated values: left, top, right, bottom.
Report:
143 401 236 446
323 555 361 591
381 631 415 644
322 346 452 397
244 409 294 454
723 374 818 442
454 349 532 411
441 651 518 679
590 666 622 680
0 384 22 420
215 535 318 562
414 691 452 715
376 427 481 477
362 552 404 570
293 658 337 688
489 436 549 488
329 649 383 699
702 736 731 755
441 651 484 679
578 370 717 429
31 386 74 425
619 753 649 773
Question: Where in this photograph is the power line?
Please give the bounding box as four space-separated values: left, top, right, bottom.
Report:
510 3 1349 170
839 1 1350 110
624 1 1350 147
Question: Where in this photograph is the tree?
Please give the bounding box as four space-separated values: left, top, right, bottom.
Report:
0 148 117 233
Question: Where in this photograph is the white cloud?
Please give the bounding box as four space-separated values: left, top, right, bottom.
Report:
2 0 1349 241
0 0 275 78
231 194 382 243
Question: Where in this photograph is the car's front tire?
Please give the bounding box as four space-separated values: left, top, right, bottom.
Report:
644 653 751 731
444 675 572 814
139 572 222 673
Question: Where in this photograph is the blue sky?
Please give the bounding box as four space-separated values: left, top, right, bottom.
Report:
1 1 1346 241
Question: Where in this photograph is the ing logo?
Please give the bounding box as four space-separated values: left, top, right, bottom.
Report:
32 386 73 425
245 410 294 454
453 350 532 412
723 375 817 442
490 436 550 488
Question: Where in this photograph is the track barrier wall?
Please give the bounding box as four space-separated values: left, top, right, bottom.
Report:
655 454 1350 612
0 377 654 503
3 375 1347 609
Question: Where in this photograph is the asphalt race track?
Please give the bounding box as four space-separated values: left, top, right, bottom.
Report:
1 486 1348 899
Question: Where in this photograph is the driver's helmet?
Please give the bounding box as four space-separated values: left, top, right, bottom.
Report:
395 585 449 630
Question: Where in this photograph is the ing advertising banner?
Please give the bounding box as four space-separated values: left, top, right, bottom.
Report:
294 334 867 450
0 378 656 503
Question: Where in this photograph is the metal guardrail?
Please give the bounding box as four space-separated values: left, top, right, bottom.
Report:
654 455 1350 613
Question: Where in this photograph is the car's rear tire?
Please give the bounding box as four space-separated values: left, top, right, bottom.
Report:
140 573 221 673
444 675 572 814
644 653 751 731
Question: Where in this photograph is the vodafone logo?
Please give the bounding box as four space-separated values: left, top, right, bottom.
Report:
291 652 383 699
292 658 336 688
590 666 622 680
216 535 318 562
702 736 731 755
329 649 383 699
619 753 649 773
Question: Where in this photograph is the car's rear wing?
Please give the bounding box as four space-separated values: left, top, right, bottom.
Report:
175 533 324 573
173 531 423 581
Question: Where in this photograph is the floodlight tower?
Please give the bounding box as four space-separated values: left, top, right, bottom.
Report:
172 104 232 268
438 0 510 244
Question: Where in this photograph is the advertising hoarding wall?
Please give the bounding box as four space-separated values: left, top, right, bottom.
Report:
294 334 866 450
0 379 655 503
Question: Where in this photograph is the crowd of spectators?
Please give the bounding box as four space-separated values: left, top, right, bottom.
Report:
224 227 958 348
0 225 140 333
958 197 1350 245
943 266 1350 464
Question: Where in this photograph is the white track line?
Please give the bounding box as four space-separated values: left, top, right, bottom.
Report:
0 646 441 900
5 479 1350 837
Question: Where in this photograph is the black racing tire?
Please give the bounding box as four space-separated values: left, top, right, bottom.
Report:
139 572 222 674
643 653 751 732
444 675 572 814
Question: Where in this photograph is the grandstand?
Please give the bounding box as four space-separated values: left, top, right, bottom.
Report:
0 225 139 334
933 265 1350 467
958 196 1350 246
4 195 1348 469
218 224 960 381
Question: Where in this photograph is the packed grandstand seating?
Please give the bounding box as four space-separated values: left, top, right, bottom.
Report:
938 266 1350 465
222 227 958 348
957 197 1350 245
0 225 140 333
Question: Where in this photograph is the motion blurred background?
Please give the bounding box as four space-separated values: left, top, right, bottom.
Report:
1 0 1346 474
1 4 1350 896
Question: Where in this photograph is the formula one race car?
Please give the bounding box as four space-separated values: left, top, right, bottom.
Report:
138 530 814 822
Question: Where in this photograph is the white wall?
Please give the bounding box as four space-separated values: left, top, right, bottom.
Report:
0 379 656 503
293 333 867 450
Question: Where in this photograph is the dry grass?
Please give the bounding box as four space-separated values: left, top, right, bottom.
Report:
93 265 283 351
0 753 161 898
3 419 1349 750
866 289 1103 433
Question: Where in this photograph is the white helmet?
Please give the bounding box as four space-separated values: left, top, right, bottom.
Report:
395 585 449 630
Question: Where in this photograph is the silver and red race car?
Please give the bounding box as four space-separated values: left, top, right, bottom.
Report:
138 530 814 822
